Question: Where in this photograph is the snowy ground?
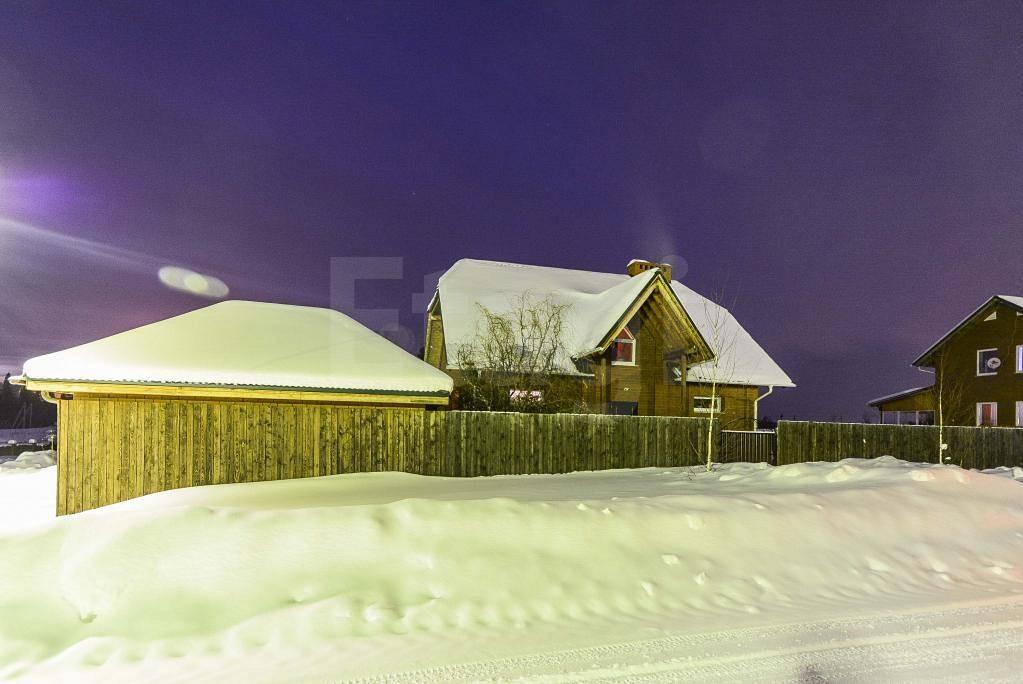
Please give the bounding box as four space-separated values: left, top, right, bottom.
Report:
2 453 1023 682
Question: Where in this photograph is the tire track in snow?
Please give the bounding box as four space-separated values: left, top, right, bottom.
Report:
350 596 1023 683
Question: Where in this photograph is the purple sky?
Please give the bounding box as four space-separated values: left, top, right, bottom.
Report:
1 2 1021 420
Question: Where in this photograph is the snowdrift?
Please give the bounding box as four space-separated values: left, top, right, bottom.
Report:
2 456 1023 681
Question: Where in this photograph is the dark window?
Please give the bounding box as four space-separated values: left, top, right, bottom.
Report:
977 349 1000 375
694 396 723 414
608 401 638 416
665 361 683 384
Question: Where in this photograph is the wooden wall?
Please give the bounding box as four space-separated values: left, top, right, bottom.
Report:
776 420 1023 469
57 396 717 515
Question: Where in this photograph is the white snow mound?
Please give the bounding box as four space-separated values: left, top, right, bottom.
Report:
1 456 1022 682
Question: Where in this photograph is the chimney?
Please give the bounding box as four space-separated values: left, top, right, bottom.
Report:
626 259 672 282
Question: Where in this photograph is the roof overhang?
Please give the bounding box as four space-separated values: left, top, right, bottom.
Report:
912 295 1023 367
576 270 714 364
867 385 933 408
20 378 450 406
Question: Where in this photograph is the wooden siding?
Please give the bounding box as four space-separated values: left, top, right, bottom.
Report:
57 397 717 515
928 300 1023 426
687 383 759 431
776 420 1023 469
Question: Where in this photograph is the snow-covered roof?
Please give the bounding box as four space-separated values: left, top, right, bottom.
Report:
436 259 794 388
912 295 1023 367
867 386 933 407
22 301 453 396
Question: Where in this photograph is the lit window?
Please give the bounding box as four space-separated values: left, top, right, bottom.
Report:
1017 345 1023 373
977 348 1001 376
611 327 635 365
977 402 998 427
694 396 722 414
1017 401 1023 427
509 389 543 403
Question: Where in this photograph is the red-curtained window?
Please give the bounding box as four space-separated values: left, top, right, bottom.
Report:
611 327 635 365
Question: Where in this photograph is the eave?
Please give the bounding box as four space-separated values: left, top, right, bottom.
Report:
20 378 450 406
578 270 714 364
912 295 1023 367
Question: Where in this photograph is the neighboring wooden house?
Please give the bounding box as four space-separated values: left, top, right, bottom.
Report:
14 301 452 514
870 295 1023 427
424 259 794 429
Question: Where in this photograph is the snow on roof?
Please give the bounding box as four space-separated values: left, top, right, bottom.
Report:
867 386 933 407
22 301 453 395
996 295 1023 309
436 259 794 388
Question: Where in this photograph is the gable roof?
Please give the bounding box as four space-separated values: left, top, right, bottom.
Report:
435 259 794 388
21 300 453 396
912 295 1023 367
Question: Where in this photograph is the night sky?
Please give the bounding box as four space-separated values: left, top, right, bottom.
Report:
1 2 1021 420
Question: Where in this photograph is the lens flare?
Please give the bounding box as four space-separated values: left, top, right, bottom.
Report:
158 266 229 299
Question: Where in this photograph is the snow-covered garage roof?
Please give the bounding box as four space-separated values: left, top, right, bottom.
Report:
20 301 453 396
436 259 794 388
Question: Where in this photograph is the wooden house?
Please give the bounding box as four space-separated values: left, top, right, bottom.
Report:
424 259 794 429
14 300 452 514
870 295 1023 427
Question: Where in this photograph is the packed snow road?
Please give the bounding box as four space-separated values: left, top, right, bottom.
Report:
348 597 1023 682
2 453 1023 682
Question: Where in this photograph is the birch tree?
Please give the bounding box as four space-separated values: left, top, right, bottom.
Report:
691 295 740 471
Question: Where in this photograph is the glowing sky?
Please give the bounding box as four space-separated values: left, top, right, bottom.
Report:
1 2 1021 420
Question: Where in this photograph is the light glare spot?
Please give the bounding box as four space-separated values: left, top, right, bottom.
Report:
158 266 229 299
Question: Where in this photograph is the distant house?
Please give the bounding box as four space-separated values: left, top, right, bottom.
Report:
15 301 452 514
424 259 793 429
870 295 1023 427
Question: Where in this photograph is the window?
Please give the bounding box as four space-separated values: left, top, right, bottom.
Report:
881 410 934 425
608 401 638 416
977 348 1001 376
665 360 683 384
1017 401 1023 427
984 311 998 321
977 402 998 427
1017 345 1023 373
611 327 635 365
509 389 542 403
694 396 723 414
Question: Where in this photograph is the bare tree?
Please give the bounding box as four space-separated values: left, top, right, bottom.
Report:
454 294 585 413
930 351 968 465
690 295 740 471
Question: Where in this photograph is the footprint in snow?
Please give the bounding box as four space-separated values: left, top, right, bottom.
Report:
910 470 935 482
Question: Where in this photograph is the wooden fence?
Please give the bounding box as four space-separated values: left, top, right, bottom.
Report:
57 397 720 514
776 421 1023 469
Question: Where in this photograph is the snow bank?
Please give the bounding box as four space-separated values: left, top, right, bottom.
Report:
2 456 1023 682
0 449 56 471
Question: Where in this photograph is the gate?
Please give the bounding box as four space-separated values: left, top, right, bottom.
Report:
720 429 776 464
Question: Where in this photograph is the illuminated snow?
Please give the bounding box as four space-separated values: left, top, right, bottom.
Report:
2 455 1022 681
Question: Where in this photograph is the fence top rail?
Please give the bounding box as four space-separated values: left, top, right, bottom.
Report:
445 410 712 422
777 420 1023 432
722 429 775 434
